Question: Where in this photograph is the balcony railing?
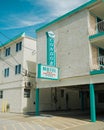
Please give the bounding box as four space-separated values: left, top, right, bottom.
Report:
97 20 104 33
89 20 104 35
98 56 104 70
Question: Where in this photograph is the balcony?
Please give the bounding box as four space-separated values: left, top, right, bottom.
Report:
89 20 104 49
90 56 104 75
98 56 104 70
89 0 104 46
97 20 104 33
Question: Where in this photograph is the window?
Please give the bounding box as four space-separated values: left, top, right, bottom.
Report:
99 48 104 56
4 68 9 77
5 47 10 56
16 42 22 52
98 92 104 103
15 64 21 74
24 89 30 98
0 91 3 98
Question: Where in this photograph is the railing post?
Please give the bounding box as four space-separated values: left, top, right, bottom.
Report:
97 20 104 33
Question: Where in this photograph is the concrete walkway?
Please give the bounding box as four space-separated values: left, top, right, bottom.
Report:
0 111 104 130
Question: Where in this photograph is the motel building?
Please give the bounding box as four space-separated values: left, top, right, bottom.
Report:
0 33 37 113
36 0 104 122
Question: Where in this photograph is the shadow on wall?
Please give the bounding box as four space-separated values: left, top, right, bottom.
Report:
23 88 36 114
23 61 36 114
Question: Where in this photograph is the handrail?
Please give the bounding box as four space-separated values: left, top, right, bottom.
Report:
98 56 104 65
97 20 104 33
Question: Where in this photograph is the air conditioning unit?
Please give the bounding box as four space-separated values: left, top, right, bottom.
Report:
22 70 28 76
25 82 32 88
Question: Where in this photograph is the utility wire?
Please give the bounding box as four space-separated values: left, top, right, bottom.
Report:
0 33 36 78
0 41 22 66
0 57 36 78
0 57 15 71
0 32 10 40
0 31 36 52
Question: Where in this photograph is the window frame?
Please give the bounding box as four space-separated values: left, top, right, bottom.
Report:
15 64 21 75
0 91 3 99
16 42 22 52
5 47 10 56
24 89 30 98
4 68 9 77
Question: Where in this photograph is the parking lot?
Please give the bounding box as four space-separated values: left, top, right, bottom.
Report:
0 111 104 130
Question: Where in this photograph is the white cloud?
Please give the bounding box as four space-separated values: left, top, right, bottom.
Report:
26 0 89 17
0 14 45 30
41 0 89 17
1 0 89 30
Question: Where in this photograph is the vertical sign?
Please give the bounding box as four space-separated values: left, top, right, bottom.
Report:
46 31 56 66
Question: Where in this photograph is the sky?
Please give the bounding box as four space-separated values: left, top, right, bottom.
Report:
0 0 89 43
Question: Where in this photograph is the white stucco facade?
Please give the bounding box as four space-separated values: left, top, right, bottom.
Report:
36 0 104 112
37 9 91 88
0 33 36 113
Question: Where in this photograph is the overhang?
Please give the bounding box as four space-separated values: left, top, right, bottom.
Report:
89 0 104 19
89 32 104 49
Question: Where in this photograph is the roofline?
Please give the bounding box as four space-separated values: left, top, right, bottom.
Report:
36 0 97 32
24 35 36 41
0 32 25 48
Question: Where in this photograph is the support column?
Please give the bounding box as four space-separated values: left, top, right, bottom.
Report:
35 88 40 116
89 84 96 122
80 91 84 111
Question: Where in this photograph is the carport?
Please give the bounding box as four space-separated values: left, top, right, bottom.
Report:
35 83 103 122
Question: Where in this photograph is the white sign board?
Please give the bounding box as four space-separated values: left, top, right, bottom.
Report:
38 64 59 80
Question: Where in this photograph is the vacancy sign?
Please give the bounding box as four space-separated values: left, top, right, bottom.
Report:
38 64 59 80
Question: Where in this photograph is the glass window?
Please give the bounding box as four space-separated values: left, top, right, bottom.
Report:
15 64 21 74
5 47 10 56
24 89 30 98
0 91 3 98
16 42 22 52
4 68 9 77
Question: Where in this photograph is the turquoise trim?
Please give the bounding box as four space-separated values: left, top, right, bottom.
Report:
89 31 104 40
36 0 97 32
90 69 104 75
0 32 25 47
35 88 40 116
37 64 41 78
89 84 96 122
